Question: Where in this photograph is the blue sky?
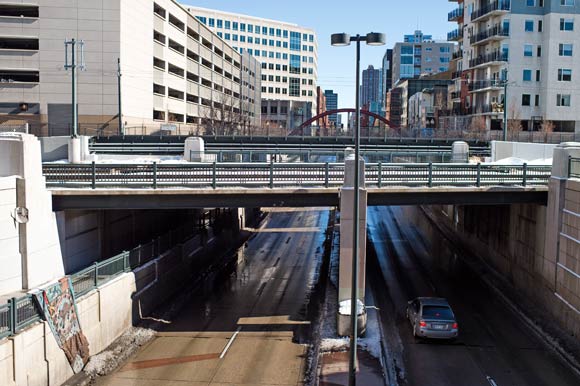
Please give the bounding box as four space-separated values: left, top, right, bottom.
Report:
181 0 455 110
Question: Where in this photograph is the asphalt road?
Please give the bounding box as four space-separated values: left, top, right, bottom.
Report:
96 207 330 386
367 206 580 386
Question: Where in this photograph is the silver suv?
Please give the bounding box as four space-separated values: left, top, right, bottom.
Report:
406 297 458 339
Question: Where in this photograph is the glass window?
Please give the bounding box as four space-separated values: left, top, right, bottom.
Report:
208 18 214 27
232 34 238 41
421 306 454 320
290 31 301 51
525 20 534 32
232 22 238 31
303 33 308 41
248 36 253 43
440 46 450 53
269 39 274 46
276 28 281 37
536 69 541 81
276 41 281 47
255 25 260 34
276 52 281 59
248 25 253 33
283 42 288 48
401 45 413 55
224 33 230 40
537 46 542 57
269 27 275 36
225 21 230 29
262 26 267 34
217 32 222 38
524 44 533 56
401 56 413 64
559 43 573 56
240 23 246 32
217 19 222 28
289 77 300 96
309 34 314 42
523 69 532 81
535 95 540 106
262 38 267 45
282 53 288 59
527 0 535 5
522 94 531 106
560 18 574 31
558 68 572 81
557 94 571 106
290 54 301 74
561 0 574 5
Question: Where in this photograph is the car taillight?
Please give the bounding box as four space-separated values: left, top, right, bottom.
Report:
419 320 427 327
452 323 458 329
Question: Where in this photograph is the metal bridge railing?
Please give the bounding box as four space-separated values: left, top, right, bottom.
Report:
43 162 552 189
1 223 198 340
570 157 580 179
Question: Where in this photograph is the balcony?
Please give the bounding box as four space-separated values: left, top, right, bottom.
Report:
452 70 463 79
450 91 461 99
448 7 464 21
468 79 503 92
452 50 463 61
470 25 509 45
470 0 510 23
468 50 508 69
447 28 463 42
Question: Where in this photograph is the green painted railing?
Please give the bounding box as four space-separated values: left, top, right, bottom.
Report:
42 162 552 189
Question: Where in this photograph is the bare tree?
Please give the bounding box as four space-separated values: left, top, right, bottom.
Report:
507 102 522 136
539 119 555 133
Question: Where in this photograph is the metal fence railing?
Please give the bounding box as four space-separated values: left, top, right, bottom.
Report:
570 157 580 179
43 162 552 190
1 222 199 340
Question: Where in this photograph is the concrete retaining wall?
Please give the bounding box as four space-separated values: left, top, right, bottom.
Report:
0 177 21 294
0 220 239 386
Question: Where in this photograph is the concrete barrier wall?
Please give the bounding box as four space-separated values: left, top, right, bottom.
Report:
0 221 238 386
0 177 21 294
39 136 69 162
491 141 557 162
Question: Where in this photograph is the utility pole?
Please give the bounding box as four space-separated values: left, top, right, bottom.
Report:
117 58 123 136
64 39 85 137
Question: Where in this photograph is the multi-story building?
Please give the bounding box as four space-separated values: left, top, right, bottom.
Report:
185 6 318 131
315 86 329 129
381 49 393 99
385 88 403 128
449 0 580 132
0 0 261 136
396 77 453 128
408 85 449 129
392 30 454 87
324 89 339 127
361 65 382 106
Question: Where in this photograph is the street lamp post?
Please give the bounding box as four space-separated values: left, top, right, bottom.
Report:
331 32 385 386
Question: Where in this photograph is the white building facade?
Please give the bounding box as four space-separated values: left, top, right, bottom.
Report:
0 0 260 136
185 6 318 132
448 0 580 132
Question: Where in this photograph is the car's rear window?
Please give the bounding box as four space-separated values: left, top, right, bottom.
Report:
422 305 453 319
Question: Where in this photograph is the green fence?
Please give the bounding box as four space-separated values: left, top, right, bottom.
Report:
0 224 197 340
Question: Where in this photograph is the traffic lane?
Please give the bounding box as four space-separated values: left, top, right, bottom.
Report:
96 208 329 386
373 206 580 386
368 206 490 386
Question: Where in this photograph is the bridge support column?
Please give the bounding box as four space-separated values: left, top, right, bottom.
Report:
337 153 367 336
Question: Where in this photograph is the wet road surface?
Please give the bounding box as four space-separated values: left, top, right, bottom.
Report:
96 207 330 386
367 206 580 386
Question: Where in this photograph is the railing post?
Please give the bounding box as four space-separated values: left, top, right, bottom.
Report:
93 262 99 288
428 162 433 187
325 162 329 188
568 155 572 178
269 161 274 189
9 297 16 335
523 162 528 186
91 161 96 189
476 162 481 187
378 161 383 188
212 161 217 189
153 162 158 189
124 251 130 272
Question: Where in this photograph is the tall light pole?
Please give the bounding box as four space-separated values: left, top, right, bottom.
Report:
331 31 385 386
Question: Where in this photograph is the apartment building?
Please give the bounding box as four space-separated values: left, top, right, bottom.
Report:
448 0 580 132
185 6 318 131
0 0 260 135
324 89 339 128
391 30 454 87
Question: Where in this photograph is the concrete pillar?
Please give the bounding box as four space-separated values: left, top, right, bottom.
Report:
0 133 64 291
337 152 368 336
544 142 580 289
68 136 82 163
451 141 469 163
184 137 204 162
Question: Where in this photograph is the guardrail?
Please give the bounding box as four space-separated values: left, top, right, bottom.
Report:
1 223 197 340
190 150 457 164
43 162 552 189
570 157 580 179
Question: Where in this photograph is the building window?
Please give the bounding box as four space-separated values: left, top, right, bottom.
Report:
270 106 277 114
561 0 574 5
233 22 238 31
168 112 184 123
290 31 301 51
153 83 165 95
525 20 534 32
523 69 532 81
560 18 574 31
537 46 542 57
559 43 573 56
168 14 184 31
168 88 184 100
526 0 535 5
558 68 572 81
524 44 533 56
208 18 215 27
225 21 230 29
0 4 38 17
557 94 571 106
535 95 540 106
168 39 184 54
153 30 166 45
290 54 301 74
153 110 165 121
538 20 543 32
0 37 38 50
536 69 541 81
153 57 165 70
153 3 166 19
289 77 300 97
522 94 531 106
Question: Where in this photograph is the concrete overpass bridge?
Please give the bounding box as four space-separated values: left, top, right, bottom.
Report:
43 162 550 210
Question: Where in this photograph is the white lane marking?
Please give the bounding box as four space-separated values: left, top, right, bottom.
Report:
220 327 242 359
486 376 499 386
